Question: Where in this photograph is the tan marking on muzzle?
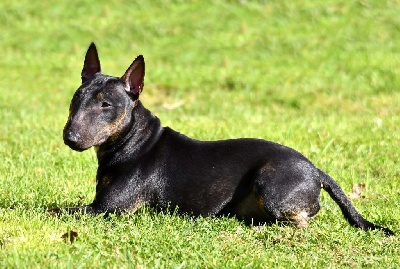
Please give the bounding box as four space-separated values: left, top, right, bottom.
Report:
98 109 127 143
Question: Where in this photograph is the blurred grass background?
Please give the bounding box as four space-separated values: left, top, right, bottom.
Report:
0 0 399 267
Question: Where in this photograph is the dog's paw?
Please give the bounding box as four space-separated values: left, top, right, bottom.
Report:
47 207 63 216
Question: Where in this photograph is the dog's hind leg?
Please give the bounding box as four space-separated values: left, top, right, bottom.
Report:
254 161 322 227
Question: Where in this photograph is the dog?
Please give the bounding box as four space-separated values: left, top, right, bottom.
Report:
55 43 394 236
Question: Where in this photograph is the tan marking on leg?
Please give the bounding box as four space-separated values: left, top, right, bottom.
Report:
256 195 265 210
289 211 309 228
259 163 276 174
96 175 112 193
129 198 144 214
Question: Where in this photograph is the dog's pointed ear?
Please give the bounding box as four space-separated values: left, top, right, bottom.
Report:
121 55 145 97
81 42 101 83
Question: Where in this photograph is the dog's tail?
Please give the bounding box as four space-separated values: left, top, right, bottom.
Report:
318 169 394 236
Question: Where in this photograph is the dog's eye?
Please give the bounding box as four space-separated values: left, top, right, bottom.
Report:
101 102 111 108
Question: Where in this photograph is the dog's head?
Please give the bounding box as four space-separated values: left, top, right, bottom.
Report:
63 43 145 151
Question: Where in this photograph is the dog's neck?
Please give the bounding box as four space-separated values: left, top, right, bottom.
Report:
95 100 163 166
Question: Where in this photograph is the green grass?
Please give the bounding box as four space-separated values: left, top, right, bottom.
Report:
0 0 399 267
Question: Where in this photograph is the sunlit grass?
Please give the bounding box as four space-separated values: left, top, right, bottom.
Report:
0 0 399 267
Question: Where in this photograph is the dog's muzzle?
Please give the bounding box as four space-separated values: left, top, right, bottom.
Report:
63 129 86 151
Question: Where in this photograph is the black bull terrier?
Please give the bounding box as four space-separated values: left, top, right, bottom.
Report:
57 43 394 236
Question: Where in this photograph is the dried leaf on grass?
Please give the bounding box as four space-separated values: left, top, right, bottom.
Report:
163 100 185 110
62 230 78 244
349 183 366 199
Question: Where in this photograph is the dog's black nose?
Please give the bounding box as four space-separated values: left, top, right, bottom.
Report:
63 130 85 151
64 130 80 143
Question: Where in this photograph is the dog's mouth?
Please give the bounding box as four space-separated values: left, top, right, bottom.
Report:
93 136 108 147
63 126 110 152
64 139 91 152
63 132 92 152
64 136 109 152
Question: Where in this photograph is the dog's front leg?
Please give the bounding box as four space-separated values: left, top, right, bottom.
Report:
47 205 102 215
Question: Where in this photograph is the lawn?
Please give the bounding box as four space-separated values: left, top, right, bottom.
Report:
0 0 399 268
